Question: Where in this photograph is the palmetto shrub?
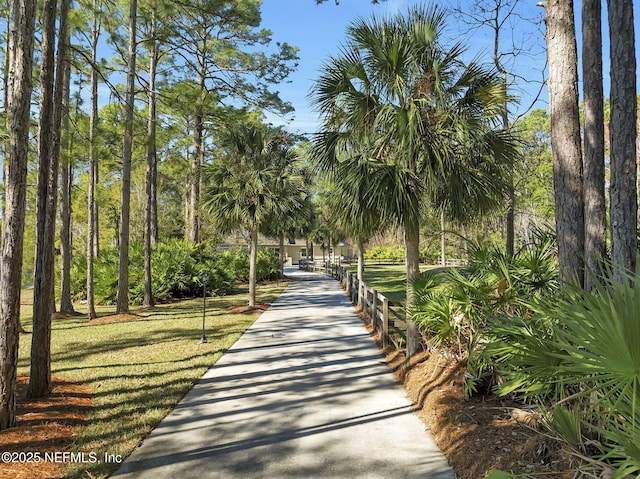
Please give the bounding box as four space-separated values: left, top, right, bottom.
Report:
410 232 559 397
70 240 278 306
256 248 280 282
487 272 640 476
221 248 250 282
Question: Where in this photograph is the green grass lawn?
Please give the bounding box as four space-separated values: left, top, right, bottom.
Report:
347 262 446 303
17 283 287 479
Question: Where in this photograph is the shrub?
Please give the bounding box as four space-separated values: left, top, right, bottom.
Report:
486 271 640 476
256 248 279 282
221 248 250 282
364 245 405 263
410 233 559 397
70 241 280 306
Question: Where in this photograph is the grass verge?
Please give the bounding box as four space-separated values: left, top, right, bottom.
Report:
347 262 446 303
15 283 287 479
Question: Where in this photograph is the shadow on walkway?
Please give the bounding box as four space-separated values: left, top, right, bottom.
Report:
112 267 453 479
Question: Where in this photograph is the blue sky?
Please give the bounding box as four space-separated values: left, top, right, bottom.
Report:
259 0 640 136
259 0 547 135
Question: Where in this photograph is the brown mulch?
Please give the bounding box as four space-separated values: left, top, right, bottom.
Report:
0 376 93 479
226 303 271 314
88 313 144 325
362 319 569 478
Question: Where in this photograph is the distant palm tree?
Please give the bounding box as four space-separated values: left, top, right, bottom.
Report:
310 4 517 355
202 124 308 306
323 155 389 282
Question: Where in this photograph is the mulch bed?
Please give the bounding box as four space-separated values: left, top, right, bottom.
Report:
0 376 93 479
225 303 271 314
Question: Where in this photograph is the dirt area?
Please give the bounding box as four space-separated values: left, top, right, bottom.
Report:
0 376 92 479
364 318 571 478
226 303 271 314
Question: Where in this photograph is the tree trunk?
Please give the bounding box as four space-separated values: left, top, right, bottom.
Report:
59 37 74 314
404 214 421 358
248 226 258 307
493 19 514 258
607 0 637 281
30 0 60 398
462 223 469 262
184 143 190 238
188 118 201 243
543 0 585 287
116 0 137 314
357 236 365 282
1 8 9 220
278 232 285 277
582 0 606 290
143 0 158 308
86 0 100 320
188 67 206 244
440 208 446 267
1 0 37 429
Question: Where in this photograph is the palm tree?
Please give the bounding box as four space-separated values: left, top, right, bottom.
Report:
202 124 308 306
310 4 517 356
322 156 388 282
262 165 314 277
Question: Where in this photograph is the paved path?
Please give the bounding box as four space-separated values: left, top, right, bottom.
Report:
112 268 453 479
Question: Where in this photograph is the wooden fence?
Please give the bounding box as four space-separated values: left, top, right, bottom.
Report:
298 260 406 350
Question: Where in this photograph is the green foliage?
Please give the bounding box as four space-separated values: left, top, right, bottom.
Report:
410 230 559 395
364 245 405 263
221 248 250 282
256 248 280 282
71 241 279 306
485 266 640 475
484 471 518 479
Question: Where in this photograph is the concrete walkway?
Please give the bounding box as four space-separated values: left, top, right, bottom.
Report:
112 268 454 479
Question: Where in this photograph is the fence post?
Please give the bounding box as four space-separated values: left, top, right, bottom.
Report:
372 288 378 331
350 275 354 303
382 297 389 350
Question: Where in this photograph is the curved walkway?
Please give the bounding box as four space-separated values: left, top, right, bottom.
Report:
112 268 453 479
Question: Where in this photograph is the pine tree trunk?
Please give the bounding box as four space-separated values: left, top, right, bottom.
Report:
59 156 74 312
543 0 585 286
30 0 59 398
188 115 202 243
188 67 206 244
86 0 100 320
1 0 37 429
184 144 190 238
582 0 606 290
607 0 637 280
1 9 9 220
116 0 137 314
143 3 158 308
59 35 74 314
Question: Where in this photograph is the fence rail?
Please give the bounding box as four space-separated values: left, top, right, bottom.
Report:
299 260 406 350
